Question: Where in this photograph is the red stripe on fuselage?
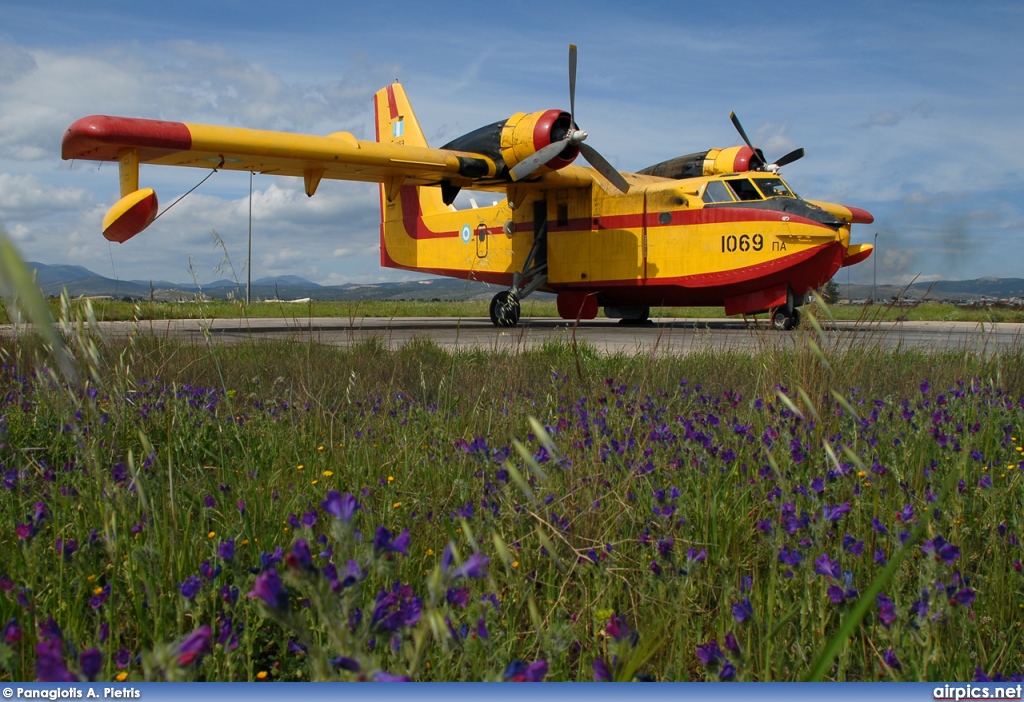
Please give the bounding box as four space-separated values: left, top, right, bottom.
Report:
562 241 846 307
544 205 833 234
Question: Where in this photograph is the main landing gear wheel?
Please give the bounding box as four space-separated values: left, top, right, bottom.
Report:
771 308 801 331
489 291 521 327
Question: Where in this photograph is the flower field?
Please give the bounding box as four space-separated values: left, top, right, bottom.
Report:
1 322 1023 682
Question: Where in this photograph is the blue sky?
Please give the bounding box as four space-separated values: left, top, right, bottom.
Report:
1 0 1021 286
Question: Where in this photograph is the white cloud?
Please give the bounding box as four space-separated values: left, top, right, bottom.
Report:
0 173 92 218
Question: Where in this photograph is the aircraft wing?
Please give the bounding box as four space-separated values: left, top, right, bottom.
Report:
63 115 497 189
62 114 599 242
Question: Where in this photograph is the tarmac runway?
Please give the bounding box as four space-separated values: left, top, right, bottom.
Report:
59 316 1024 355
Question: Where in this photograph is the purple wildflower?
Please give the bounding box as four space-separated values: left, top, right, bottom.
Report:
374 670 411 682
35 637 76 682
371 582 422 633
922 535 961 565
778 545 802 566
373 527 410 556
686 547 707 562
732 598 754 623
3 617 22 644
285 539 314 570
446 587 470 608
331 656 361 673
177 625 212 666
179 575 202 600
950 588 977 607
883 649 901 670
322 491 359 522
79 648 102 681
814 553 841 580
822 502 851 522
248 568 289 611
720 660 736 680
877 594 898 628
217 538 235 561
696 639 725 668
593 657 612 681
503 659 548 682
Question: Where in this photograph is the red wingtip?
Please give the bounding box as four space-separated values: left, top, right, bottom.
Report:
846 206 874 225
63 115 192 161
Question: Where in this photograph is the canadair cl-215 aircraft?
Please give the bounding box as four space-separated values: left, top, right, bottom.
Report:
62 45 873 329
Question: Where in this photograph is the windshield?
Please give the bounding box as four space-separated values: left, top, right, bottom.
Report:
725 179 763 202
753 177 796 198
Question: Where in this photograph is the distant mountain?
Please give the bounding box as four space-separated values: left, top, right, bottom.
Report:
20 262 1024 304
252 275 317 286
23 262 507 302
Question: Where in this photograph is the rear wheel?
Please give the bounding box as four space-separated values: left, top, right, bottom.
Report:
489 291 521 327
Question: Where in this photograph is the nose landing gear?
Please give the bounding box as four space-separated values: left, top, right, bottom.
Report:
771 307 801 331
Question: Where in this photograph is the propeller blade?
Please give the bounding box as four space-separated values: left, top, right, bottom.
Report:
579 142 630 193
729 111 766 168
568 44 577 124
772 147 804 169
509 137 572 181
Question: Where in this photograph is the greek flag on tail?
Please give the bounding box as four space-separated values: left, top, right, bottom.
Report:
392 119 404 139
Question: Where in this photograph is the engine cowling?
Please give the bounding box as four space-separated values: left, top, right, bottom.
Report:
638 145 761 180
499 109 581 176
439 109 583 178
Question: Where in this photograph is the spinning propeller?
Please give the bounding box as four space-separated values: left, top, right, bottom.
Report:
510 45 630 193
729 112 805 173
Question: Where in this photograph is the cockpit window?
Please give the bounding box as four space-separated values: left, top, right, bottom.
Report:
753 177 795 198
701 180 735 204
725 179 763 201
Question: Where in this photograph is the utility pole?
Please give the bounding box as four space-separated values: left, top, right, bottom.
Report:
244 170 250 304
872 231 878 303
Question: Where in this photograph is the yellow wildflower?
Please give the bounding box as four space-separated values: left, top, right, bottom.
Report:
256 671 268 680
115 672 128 682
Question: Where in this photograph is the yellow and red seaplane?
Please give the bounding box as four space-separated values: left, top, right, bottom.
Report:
62 45 873 329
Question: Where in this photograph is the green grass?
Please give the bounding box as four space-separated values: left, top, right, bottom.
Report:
2 234 1023 682
0 322 1022 682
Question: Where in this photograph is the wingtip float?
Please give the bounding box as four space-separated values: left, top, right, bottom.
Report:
63 45 876 330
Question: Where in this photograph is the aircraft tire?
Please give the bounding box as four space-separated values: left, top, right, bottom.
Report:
771 309 795 331
489 291 521 327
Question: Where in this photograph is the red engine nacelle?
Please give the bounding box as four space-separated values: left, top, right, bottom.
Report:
500 109 581 175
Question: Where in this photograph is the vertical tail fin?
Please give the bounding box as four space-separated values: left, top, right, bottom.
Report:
373 82 450 271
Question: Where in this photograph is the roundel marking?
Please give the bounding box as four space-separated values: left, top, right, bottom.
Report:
461 224 472 243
